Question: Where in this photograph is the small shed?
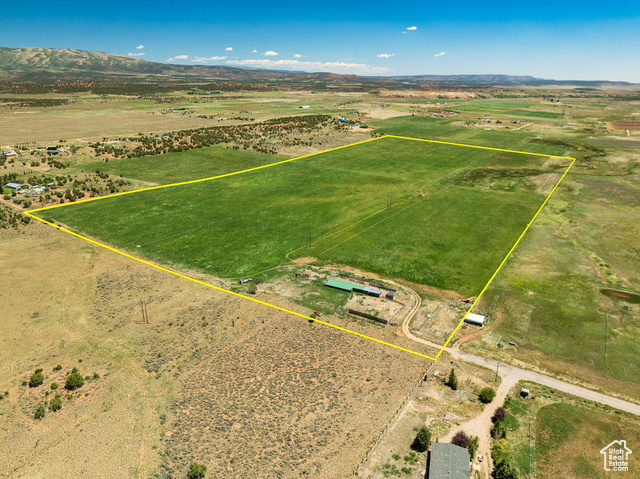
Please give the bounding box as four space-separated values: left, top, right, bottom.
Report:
386 290 396 300
464 312 485 326
520 388 530 398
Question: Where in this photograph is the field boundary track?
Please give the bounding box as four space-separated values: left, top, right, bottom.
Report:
25 135 576 361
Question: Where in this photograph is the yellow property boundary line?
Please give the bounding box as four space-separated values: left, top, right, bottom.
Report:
25 135 576 361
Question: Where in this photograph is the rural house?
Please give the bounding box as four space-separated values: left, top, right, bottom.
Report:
426 442 470 479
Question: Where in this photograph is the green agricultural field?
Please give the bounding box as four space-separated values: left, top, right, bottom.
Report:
377 116 568 152
78 145 287 184
40 134 569 296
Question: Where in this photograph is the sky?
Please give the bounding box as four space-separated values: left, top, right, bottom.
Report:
1 1 639 82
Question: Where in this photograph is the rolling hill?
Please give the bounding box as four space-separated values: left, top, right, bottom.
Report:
0 46 634 87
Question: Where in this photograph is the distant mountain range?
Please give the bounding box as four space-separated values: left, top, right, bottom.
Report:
0 47 635 87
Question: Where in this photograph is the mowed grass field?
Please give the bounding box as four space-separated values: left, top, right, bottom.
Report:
41 132 568 295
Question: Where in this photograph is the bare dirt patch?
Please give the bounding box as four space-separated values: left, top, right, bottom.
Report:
410 299 466 344
610 121 640 130
346 294 404 322
363 109 408 120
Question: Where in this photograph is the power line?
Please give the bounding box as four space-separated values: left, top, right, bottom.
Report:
605 312 609 363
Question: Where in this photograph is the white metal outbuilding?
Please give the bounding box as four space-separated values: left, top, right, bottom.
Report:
464 312 485 326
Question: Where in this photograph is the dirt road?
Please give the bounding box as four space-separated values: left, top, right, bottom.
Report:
401 297 640 416
441 375 519 478
457 352 640 415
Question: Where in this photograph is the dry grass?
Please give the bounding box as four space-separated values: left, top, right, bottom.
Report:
0 109 224 143
0 221 426 478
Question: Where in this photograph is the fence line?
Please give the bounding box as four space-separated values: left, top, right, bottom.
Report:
357 361 436 474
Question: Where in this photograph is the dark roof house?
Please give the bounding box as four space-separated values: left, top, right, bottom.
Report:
426 443 470 479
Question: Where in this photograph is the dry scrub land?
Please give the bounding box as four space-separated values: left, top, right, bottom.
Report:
0 221 426 478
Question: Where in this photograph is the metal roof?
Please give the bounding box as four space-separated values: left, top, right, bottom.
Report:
428 443 470 479
361 286 382 295
324 279 360 292
464 312 485 325
325 279 382 296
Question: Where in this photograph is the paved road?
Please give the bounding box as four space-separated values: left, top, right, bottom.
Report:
401 293 640 416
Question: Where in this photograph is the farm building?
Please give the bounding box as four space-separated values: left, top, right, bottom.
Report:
464 312 485 326
324 279 382 297
2 150 17 157
426 443 470 479
299 105 310 109
5 183 22 190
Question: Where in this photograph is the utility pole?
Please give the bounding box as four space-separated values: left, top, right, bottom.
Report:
529 417 532 478
605 312 609 363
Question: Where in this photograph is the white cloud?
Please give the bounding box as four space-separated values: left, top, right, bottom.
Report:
293 53 302 58
136 44 145 50
128 52 145 57
434 51 446 57
377 53 395 58
401 31 407 34
225 47 233 51
251 49 258 53
167 54 189 62
226 58 390 75
264 51 279 56
191 56 227 62
407 26 417 31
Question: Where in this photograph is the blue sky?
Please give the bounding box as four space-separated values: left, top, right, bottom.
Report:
1 1 639 82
